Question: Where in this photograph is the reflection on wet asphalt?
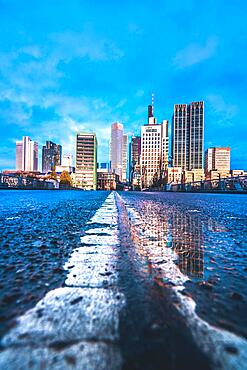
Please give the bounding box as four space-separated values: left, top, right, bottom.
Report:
118 191 247 339
116 194 211 370
115 191 247 370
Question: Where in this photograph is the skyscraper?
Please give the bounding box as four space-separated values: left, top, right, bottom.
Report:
16 136 38 171
16 141 23 170
75 133 97 190
141 106 169 187
122 134 128 182
131 136 141 166
172 101 204 171
110 122 123 181
42 141 62 173
33 141 38 171
129 135 141 187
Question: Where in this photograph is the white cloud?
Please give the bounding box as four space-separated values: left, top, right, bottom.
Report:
174 37 218 68
0 27 126 168
0 27 124 108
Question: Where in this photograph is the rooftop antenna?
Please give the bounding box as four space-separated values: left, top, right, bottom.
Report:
152 92 154 116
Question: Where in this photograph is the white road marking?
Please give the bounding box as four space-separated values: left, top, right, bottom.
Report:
0 192 124 370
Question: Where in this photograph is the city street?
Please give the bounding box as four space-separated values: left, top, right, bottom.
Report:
0 191 247 370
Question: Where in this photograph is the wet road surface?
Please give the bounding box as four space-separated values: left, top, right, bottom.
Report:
0 190 247 369
0 190 110 338
119 191 247 339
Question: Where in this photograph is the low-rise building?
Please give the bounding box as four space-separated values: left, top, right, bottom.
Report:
55 165 75 174
97 169 119 190
231 170 245 177
205 147 230 177
207 170 231 181
184 169 205 183
167 167 183 184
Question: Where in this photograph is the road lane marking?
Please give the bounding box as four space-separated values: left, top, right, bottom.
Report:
0 192 124 370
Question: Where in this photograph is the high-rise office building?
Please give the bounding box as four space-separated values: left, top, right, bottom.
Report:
16 141 23 170
33 141 38 171
172 101 204 171
205 147 230 174
110 122 123 181
141 106 169 187
75 133 97 190
122 134 128 182
129 135 141 187
42 141 62 173
16 136 38 171
131 136 141 166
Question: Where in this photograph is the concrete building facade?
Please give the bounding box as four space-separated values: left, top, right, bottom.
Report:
75 133 97 190
205 147 230 174
16 141 23 170
141 114 169 188
16 136 38 171
167 167 183 184
97 169 119 190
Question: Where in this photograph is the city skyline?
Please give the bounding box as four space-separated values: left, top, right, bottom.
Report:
0 1 247 171
10 98 246 177
3 95 247 173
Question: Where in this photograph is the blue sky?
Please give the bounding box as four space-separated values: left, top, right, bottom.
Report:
0 0 247 170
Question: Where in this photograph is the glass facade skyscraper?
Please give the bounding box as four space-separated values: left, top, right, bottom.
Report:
172 101 204 171
110 122 123 181
42 141 62 173
122 134 128 182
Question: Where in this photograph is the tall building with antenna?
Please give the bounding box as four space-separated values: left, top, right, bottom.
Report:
141 96 169 187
